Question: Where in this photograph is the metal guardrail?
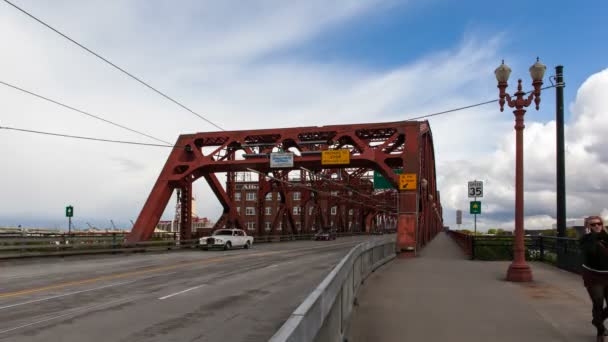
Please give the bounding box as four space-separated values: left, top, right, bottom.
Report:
447 232 582 274
0 231 378 259
269 235 396 342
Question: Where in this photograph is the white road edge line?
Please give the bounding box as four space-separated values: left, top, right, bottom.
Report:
158 284 205 300
0 280 136 311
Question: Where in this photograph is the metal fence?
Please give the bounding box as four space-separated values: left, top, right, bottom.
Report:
0 231 376 259
447 231 583 274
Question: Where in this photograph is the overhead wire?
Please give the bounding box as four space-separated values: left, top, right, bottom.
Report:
0 80 173 146
403 84 556 121
0 84 555 149
2 0 225 131
0 125 182 148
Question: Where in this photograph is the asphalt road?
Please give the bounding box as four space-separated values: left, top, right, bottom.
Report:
0 236 372 342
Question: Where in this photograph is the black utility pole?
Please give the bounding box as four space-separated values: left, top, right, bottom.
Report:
555 65 566 237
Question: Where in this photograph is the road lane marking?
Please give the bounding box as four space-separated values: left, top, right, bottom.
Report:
158 284 206 300
0 280 135 311
0 239 362 299
0 252 277 299
0 296 137 335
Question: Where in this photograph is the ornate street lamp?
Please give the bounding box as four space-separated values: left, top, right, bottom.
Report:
495 58 546 282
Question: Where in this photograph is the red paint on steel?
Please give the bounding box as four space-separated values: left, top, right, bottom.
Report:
126 120 444 254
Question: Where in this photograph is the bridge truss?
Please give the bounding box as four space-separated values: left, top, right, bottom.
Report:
127 120 443 254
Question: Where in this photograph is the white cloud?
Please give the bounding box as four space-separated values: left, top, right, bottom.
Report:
3 1 604 235
439 68 608 231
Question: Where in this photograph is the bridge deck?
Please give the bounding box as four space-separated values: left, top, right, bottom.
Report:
348 232 592 342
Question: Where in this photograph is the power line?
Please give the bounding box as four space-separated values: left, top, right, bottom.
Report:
2 0 225 131
0 125 182 148
0 80 172 146
404 84 556 121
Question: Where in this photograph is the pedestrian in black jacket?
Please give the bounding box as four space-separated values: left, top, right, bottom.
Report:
580 215 608 341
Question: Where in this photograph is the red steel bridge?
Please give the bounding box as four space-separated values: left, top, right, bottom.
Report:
127 120 443 254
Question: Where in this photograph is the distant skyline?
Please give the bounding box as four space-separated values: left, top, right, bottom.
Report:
0 0 607 231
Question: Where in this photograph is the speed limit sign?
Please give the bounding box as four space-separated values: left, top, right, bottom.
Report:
468 181 483 198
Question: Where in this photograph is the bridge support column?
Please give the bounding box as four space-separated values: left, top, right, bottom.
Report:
180 181 192 240
397 192 417 257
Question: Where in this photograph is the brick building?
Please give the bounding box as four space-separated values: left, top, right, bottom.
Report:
233 180 363 235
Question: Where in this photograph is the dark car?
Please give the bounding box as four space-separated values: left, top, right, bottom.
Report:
314 229 337 241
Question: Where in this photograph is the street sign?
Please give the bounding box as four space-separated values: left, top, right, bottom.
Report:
456 210 462 224
66 205 74 218
321 150 350 165
270 152 294 168
470 201 481 214
468 181 483 198
373 169 402 190
398 173 417 190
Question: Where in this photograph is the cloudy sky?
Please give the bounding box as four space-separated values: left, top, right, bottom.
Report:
0 0 606 231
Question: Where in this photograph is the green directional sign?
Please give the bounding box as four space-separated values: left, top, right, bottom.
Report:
470 201 481 215
373 169 402 190
66 205 74 218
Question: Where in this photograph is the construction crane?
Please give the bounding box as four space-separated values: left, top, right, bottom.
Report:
86 222 94 229
130 219 135 228
110 220 117 230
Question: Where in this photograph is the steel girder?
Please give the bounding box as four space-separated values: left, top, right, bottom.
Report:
127 120 442 254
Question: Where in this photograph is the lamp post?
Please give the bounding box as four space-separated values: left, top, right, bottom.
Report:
495 58 546 282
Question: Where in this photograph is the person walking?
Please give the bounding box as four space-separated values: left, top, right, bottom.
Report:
581 215 608 341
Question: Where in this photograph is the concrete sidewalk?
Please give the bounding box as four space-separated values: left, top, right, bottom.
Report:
348 232 594 342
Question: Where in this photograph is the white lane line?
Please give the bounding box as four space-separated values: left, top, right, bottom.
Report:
0 296 137 335
158 284 205 300
0 280 136 311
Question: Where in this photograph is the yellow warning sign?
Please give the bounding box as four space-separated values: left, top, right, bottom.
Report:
399 173 417 190
321 150 350 165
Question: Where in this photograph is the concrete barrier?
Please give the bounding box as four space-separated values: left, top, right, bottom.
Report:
269 236 396 342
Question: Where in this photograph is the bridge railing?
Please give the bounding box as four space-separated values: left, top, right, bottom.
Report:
0 231 376 259
270 235 396 342
447 232 582 274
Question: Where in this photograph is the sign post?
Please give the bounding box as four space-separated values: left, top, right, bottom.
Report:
66 205 74 235
468 180 483 235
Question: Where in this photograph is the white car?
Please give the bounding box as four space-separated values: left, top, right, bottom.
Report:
199 229 254 250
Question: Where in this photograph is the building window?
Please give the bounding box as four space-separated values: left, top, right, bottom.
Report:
234 192 241 201
293 206 301 215
265 222 272 230
296 222 301 230
278 221 283 230
265 207 272 216
293 192 301 200
348 209 354 216
265 193 273 201
331 206 337 215
246 192 256 201
236 207 241 214
245 207 255 216
246 222 256 230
